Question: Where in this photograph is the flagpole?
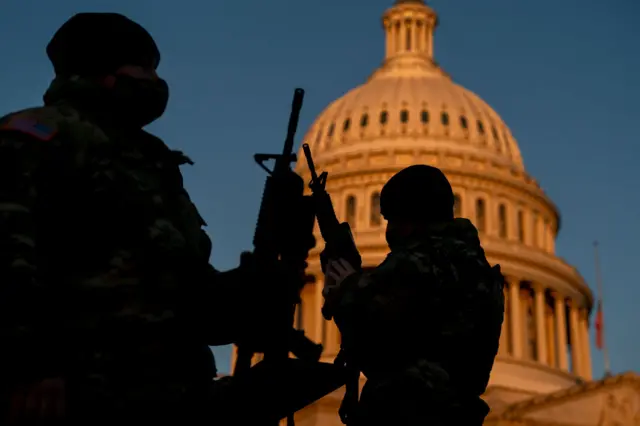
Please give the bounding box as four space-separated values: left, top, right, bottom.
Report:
593 241 611 377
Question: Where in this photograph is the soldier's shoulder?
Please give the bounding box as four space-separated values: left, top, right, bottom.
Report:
0 105 99 142
0 106 69 142
378 245 432 277
0 105 106 146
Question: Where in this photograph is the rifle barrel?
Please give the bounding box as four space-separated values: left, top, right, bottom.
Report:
276 88 305 172
302 143 318 181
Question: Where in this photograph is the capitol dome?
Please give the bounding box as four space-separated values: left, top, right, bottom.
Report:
303 0 524 171
233 1 640 425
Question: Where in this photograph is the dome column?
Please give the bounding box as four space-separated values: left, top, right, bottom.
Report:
579 309 593 380
520 288 532 360
545 304 557 366
547 223 556 253
552 291 569 371
533 283 548 365
412 19 420 52
384 21 393 58
415 20 424 52
384 18 400 58
507 277 523 358
568 299 583 376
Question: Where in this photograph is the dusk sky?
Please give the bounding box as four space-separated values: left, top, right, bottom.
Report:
1 0 638 376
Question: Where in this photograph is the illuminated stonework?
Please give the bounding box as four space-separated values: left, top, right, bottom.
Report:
233 1 640 424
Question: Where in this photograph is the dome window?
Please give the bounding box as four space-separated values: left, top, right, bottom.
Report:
475 198 486 233
477 120 485 134
498 204 507 238
346 195 357 229
380 111 388 124
420 110 429 123
400 109 409 123
441 112 449 126
460 115 468 129
315 127 323 143
370 192 381 226
343 118 351 131
327 123 335 137
360 113 369 127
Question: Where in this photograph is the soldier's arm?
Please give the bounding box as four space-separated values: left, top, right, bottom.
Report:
0 116 65 382
199 255 289 347
187 228 258 346
200 263 252 346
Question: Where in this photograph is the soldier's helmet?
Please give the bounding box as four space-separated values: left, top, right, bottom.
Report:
46 12 160 77
380 164 454 222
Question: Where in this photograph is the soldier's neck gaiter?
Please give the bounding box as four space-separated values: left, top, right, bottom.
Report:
43 75 169 128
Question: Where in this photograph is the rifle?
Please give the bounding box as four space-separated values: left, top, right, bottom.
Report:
233 89 330 426
301 143 362 320
301 143 362 425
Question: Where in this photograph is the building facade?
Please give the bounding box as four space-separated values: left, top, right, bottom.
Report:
234 1 640 424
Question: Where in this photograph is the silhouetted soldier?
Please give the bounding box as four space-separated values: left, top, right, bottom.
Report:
324 165 505 426
0 13 287 425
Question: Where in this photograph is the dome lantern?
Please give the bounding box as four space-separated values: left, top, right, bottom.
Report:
383 0 438 64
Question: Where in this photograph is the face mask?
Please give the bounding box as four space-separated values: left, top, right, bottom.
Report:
385 222 404 250
386 221 427 250
110 75 169 127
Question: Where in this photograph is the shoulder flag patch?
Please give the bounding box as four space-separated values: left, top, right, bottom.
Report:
0 115 57 141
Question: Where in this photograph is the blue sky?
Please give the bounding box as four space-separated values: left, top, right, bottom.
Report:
1 0 638 377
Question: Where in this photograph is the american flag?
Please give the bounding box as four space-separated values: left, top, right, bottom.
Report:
594 300 603 350
0 117 55 141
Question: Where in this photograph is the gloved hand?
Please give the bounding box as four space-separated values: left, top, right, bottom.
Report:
323 258 357 298
321 258 358 320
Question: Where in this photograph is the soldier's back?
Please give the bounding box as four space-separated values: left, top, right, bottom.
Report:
410 218 503 423
0 103 215 417
354 218 503 425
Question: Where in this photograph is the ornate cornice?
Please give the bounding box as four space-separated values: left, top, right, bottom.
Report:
495 372 640 420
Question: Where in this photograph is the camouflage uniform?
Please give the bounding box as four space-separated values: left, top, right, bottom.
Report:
0 76 260 423
327 218 504 426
